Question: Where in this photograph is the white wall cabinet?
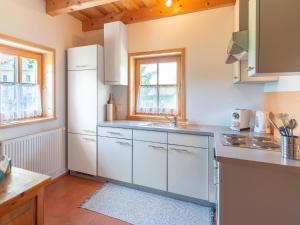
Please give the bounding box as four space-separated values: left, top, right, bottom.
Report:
104 21 128 85
68 133 97 176
233 60 278 84
98 136 132 183
67 45 98 71
248 0 300 76
168 145 209 200
232 0 278 83
133 140 167 191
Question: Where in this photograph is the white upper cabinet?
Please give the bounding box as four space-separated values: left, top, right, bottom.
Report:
68 45 98 71
234 0 248 32
104 21 128 85
233 60 278 84
232 0 277 83
248 0 300 76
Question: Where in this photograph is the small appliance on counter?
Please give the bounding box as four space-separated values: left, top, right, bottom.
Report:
230 109 251 131
254 111 271 134
106 93 115 121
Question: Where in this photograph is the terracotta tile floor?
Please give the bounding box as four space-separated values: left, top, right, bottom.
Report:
45 174 130 225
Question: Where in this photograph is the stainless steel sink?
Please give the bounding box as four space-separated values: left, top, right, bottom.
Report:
145 123 176 128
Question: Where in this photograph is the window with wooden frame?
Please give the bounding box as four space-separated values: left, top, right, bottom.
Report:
128 49 185 121
0 34 56 128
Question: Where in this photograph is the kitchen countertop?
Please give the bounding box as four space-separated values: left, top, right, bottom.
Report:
98 120 300 173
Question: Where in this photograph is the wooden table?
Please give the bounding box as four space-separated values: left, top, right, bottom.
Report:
0 167 51 225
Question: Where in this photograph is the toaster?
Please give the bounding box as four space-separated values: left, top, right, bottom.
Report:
230 109 251 131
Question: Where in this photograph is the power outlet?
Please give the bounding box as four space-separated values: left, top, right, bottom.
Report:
116 104 123 115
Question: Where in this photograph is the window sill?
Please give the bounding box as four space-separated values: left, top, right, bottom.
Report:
0 116 56 129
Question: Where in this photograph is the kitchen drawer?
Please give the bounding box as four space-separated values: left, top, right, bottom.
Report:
168 133 208 148
133 130 167 143
98 126 132 139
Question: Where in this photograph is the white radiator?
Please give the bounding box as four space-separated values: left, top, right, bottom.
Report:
1 127 66 177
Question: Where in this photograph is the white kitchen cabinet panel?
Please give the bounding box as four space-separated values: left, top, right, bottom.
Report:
133 130 167 143
248 0 300 76
168 133 208 148
168 145 209 200
98 126 132 139
68 133 97 176
133 140 167 191
68 70 97 135
98 137 132 183
104 21 128 85
233 60 278 84
68 45 98 71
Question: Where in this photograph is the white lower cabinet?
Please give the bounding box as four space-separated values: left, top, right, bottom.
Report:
133 140 167 191
98 136 132 183
68 133 97 176
97 127 211 201
168 144 209 200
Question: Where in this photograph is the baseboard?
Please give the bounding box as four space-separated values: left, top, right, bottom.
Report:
69 170 216 208
50 169 69 182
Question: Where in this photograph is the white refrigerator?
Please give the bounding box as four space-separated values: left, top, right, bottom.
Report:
67 45 110 175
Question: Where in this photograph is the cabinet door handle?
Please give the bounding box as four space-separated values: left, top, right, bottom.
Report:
76 65 88 68
83 137 96 142
148 145 166 150
108 131 122 136
116 141 131 146
169 147 190 153
83 129 96 134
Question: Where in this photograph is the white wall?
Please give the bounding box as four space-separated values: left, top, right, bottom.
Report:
111 7 265 126
264 76 300 92
0 0 85 140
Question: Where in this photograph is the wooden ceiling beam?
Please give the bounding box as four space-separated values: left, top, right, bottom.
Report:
141 0 157 8
120 0 140 11
46 0 119 16
70 11 91 21
82 0 235 31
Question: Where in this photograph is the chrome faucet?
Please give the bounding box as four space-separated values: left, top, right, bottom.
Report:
161 114 179 127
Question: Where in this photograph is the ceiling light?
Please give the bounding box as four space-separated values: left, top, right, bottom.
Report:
165 0 172 7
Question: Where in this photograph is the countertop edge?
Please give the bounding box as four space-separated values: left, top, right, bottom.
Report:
97 120 300 172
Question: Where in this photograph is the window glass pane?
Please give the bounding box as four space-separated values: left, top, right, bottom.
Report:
158 86 178 114
159 62 177 85
21 57 38 84
140 63 157 85
0 52 17 83
136 86 158 114
0 83 42 122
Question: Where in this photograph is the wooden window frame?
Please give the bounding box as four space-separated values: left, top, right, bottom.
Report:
0 44 42 85
0 33 56 128
128 48 186 122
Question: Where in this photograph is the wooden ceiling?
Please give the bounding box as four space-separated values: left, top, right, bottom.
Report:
46 0 235 32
